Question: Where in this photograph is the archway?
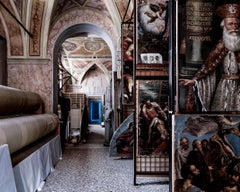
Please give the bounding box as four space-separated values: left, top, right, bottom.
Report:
53 23 115 113
52 23 116 146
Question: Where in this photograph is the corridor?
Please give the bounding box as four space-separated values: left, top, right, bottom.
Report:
41 124 169 192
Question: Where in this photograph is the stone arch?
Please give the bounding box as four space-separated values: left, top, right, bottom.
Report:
79 61 111 84
48 9 119 67
48 9 119 112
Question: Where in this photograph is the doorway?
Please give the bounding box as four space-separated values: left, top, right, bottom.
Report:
89 100 102 123
52 23 115 146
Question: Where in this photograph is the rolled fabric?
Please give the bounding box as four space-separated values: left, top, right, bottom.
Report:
0 85 43 116
0 113 59 154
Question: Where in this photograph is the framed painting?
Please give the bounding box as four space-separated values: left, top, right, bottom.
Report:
173 114 240 191
135 79 169 175
177 1 240 114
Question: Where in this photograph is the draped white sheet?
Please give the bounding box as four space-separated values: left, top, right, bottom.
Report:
13 135 62 192
0 144 17 192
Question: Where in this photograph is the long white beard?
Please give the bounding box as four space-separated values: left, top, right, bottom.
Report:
223 27 240 52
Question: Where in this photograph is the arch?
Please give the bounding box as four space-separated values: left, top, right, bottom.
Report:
52 23 116 112
79 61 111 84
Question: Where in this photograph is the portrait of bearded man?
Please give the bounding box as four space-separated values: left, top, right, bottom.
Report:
180 4 240 112
138 0 169 37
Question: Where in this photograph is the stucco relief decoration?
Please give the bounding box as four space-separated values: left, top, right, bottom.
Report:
1 0 23 56
29 0 44 56
83 40 103 52
63 41 78 51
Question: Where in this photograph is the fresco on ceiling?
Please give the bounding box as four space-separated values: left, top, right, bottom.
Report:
115 0 133 21
1 0 23 56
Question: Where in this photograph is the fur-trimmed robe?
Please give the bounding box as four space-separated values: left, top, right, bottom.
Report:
188 39 240 112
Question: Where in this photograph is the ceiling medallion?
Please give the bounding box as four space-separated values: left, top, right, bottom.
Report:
63 41 78 51
83 40 103 52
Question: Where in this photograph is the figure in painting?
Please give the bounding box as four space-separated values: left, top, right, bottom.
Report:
175 162 203 192
142 99 168 143
222 159 240 192
206 159 240 192
144 1 168 24
116 122 134 158
123 35 134 62
122 33 134 104
214 115 240 160
140 98 168 155
175 115 240 192
175 137 191 179
187 139 212 191
180 4 240 112
123 74 134 103
138 0 169 38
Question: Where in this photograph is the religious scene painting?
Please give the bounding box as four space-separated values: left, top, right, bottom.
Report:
135 79 169 174
173 114 240 192
134 0 170 175
136 80 169 157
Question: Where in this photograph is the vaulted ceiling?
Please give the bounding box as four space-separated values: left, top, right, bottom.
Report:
0 0 133 57
53 0 133 59
45 0 133 89
51 0 133 25
0 0 134 81
0 0 134 112
52 0 133 80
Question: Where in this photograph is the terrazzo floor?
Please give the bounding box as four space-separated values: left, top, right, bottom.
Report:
40 124 169 192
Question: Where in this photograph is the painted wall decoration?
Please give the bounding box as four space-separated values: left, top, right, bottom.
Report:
29 0 45 56
173 114 240 192
1 0 23 56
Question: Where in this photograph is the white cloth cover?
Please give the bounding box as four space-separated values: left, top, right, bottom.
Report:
0 144 17 192
13 135 62 192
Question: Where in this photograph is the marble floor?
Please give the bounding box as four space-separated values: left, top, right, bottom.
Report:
40 124 169 192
